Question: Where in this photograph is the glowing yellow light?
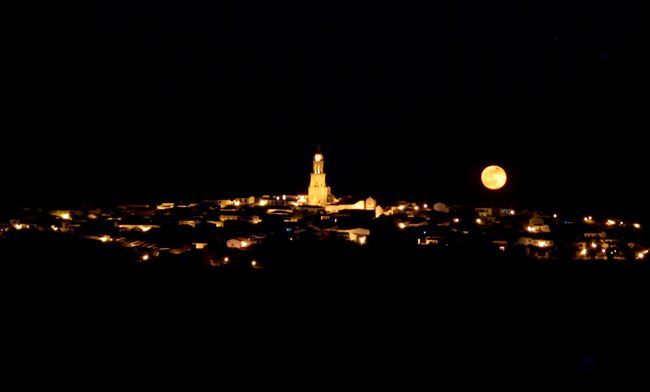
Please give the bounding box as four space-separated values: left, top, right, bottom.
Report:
240 241 249 247
138 226 152 232
398 222 407 229
414 206 419 211
423 204 428 209
591 242 598 249
398 205 405 211
634 223 641 229
14 224 24 230
99 235 110 243
510 210 516 215
298 195 307 203
580 249 588 256
358 236 367 245
142 254 150 261
251 260 257 267
51 225 59 231
234 200 241 207
224 257 229 262
606 220 616 226
553 214 558 218
282 194 286 201
601 249 607 254
539 241 547 248
476 218 482 224
314 154 323 162
499 246 506 252
453 218 460 223
259 200 268 207
527 226 537 233
60 213 71 220
637 253 645 260
481 165 507 190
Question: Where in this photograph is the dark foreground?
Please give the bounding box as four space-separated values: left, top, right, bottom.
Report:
3 234 650 388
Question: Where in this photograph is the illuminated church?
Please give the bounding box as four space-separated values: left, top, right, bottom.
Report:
307 146 334 206
306 146 382 217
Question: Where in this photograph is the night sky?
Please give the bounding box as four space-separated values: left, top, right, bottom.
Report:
6 1 648 219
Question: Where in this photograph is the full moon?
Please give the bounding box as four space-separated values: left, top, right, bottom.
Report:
481 165 507 190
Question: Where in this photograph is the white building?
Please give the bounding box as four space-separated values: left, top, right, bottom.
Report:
226 234 265 249
518 237 554 248
330 228 370 245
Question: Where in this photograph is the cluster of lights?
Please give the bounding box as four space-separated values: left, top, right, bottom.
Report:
526 226 537 233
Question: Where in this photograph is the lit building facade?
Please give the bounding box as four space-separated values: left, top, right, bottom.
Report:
307 146 332 206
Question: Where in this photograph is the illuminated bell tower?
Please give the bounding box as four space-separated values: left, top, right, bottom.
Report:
308 145 330 206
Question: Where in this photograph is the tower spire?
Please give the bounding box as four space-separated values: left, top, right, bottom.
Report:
308 145 330 206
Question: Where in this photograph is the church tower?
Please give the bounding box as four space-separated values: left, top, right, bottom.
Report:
308 146 330 206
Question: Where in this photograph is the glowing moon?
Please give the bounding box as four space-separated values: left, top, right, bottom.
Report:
481 165 507 190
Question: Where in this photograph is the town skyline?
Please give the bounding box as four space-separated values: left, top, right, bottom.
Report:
3 143 647 225
2 145 646 266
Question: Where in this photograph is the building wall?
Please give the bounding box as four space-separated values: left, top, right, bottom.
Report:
308 172 329 206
